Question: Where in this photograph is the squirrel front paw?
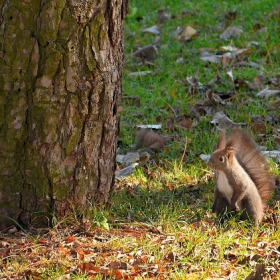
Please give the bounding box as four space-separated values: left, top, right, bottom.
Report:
231 203 240 212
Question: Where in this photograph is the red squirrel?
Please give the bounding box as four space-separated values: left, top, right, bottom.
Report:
208 129 275 225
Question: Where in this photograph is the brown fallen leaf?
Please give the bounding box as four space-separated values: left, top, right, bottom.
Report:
176 26 197 41
158 9 171 24
251 122 267 134
253 74 266 88
122 95 141 107
78 262 100 273
108 261 129 270
178 118 193 129
245 263 266 280
190 91 227 118
65 236 75 243
223 9 237 22
135 128 168 150
133 44 158 62
164 251 177 262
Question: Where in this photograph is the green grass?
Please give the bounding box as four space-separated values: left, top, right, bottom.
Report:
115 0 280 278
1 0 280 279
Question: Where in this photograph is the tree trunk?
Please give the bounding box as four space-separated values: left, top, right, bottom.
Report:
0 0 128 229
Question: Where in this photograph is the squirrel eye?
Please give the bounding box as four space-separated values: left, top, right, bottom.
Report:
218 157 223 162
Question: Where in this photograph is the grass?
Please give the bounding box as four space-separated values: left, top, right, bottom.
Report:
1 0 280 279
116 0 280 278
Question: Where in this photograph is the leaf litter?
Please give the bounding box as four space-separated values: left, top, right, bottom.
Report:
2 220 280 279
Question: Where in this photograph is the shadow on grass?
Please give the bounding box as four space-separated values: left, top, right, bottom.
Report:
111 177 213 229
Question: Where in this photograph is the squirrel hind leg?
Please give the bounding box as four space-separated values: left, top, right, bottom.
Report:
214 196 234 223
240 199 263 226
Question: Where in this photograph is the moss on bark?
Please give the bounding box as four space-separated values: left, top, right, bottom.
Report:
0 0 125 229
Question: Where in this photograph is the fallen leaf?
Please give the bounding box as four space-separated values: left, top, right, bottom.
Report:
79 262 100 273
226 69 234 82
270 74 280 86
158 9 171 24
256 87 280 97
122 95 141 107
190 91 227 117
169 87 177 100
8 227 17 234
137 124 162 129
65 236 75 243
256 27 268 34
138 151 151 163
200 50 232 64
251 122 267 134
245 263 266 280
207 91 227 105
128 71 153 77
176 26 197 41
181 26 197 38
115 163 139 179
135 128 168 150
220 26 243 39
165 252 176 262
58 245 69 255
186 76 204 90
175 57 187 64
223 9 237 22
268 4 280 19
117 105 125 114
233 61 260 68
184 273 199 280
219 45 240 52
200 154 210 161
210 111 241 129
178 118 193 129
108 261 128 270
121 152 140 167
262 150 280 159
254 74 266 88
133 44 158 62
1 241 10 247
219 46 249 56
114 269 125 280
142 25 160 35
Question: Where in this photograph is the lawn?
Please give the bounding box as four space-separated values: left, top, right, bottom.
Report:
1 0 280 279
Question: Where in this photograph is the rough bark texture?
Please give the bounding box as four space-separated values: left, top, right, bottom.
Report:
0 0 128 229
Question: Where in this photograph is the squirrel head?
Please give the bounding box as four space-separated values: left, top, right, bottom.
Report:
208 146 236 171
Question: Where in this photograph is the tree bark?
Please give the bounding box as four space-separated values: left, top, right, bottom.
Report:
0 0 128 229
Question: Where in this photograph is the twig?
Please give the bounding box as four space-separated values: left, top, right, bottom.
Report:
179 137 188 169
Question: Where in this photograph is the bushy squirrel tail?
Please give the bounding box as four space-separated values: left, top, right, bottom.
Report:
225 129 275 208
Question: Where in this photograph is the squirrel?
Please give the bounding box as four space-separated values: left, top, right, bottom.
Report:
208 129 275 225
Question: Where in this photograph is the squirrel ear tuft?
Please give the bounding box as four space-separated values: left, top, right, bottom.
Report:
217 130 226 149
